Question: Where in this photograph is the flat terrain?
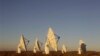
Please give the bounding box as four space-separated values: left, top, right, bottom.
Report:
0 51 100 56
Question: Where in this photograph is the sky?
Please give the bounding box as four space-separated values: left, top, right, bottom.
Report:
0 0 100 51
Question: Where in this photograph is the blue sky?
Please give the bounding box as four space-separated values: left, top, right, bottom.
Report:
0 0 100 51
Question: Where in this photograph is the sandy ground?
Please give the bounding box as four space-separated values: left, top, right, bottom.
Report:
0 51 100 56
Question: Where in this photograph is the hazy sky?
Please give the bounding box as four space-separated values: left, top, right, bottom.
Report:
0 0 100 51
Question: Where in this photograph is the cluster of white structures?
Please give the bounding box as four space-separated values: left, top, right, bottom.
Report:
17 27 86 55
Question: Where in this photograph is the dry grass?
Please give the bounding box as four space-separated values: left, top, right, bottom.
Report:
0 51 100 56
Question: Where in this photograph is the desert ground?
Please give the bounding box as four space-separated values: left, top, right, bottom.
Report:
0 51 100 56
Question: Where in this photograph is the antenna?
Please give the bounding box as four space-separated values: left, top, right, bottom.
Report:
78 40 86 54
46 27 58 51
62 44 67 54
17 34 29 53
33 38 41 53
